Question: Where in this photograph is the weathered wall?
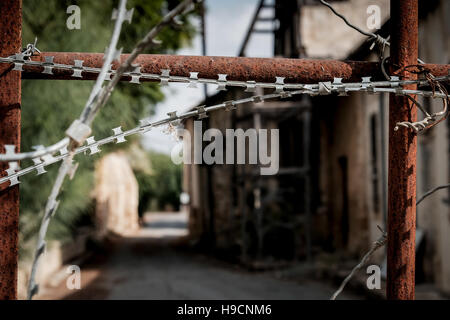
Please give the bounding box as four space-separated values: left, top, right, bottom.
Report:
184 117 206 241
318 92 372 255
94 152 139 237
208 108 234 248
315 1 450 291
415 0 450 293
184 2 450 290
301 0 390 59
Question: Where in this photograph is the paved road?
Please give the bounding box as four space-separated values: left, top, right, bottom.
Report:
41 212 357 300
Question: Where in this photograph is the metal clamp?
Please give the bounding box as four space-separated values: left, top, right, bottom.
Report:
65 119 92 145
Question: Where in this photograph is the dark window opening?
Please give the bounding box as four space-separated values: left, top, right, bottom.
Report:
338 156 349 247
370 114 380 213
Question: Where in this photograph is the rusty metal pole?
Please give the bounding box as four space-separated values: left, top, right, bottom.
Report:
24 53 450 84
0 0 21 300
387 0 418 300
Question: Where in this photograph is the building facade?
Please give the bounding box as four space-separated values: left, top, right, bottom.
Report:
182 0 450 293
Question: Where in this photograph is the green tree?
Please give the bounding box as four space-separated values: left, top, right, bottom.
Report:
136 152 182 215
19 0 197 253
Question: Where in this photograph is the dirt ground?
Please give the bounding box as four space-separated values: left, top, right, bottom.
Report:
37 212 360 300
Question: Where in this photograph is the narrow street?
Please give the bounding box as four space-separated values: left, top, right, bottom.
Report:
40 212 358 300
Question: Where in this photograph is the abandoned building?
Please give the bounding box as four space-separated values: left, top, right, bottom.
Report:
181 0 450 294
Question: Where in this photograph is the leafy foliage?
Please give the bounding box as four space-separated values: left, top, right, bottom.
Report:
136 152 182 215
19 0 196 253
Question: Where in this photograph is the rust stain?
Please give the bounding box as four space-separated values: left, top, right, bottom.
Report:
387 0 418 301
22 52 449 84
0 0 21 300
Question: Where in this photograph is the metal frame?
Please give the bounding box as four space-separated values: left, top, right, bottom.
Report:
387 0 418 300
0 0 444 300
0 0 21 300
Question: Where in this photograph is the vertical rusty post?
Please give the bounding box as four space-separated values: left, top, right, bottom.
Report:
0 0 21 300
387 0 418 300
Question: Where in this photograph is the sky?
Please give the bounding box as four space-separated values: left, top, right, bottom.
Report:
141 0 274 154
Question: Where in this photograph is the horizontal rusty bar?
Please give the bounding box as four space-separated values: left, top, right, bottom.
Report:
22 52 450 84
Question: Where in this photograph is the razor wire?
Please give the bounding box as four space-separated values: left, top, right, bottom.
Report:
26 0 202 300
1 55 450 163
3 56 449 93
0 0 447 300
316 0 450 134
1 89 301 189
0 73 449 189
26 0 132 300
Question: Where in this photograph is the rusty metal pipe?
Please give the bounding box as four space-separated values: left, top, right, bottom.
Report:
387 0 418 300
0 0 21 300
23 52 450 84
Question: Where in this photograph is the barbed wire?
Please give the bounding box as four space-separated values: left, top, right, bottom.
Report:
0 8 448 165
313 0 449 300
27 0 203 300
318 0 425 64
1 55 449 163
318 0 389 48
317 4 445 300
2 55 449 96
1 0 447 300
26 0 132 300
416 183 450 205
330 226 387 300
0 89 300 189
394 65 450 132
318 0 389 57
3 65 448 297
331 180 450 300
0 74 448 188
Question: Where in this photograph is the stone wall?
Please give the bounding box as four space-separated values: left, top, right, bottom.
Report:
94 152 139 237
